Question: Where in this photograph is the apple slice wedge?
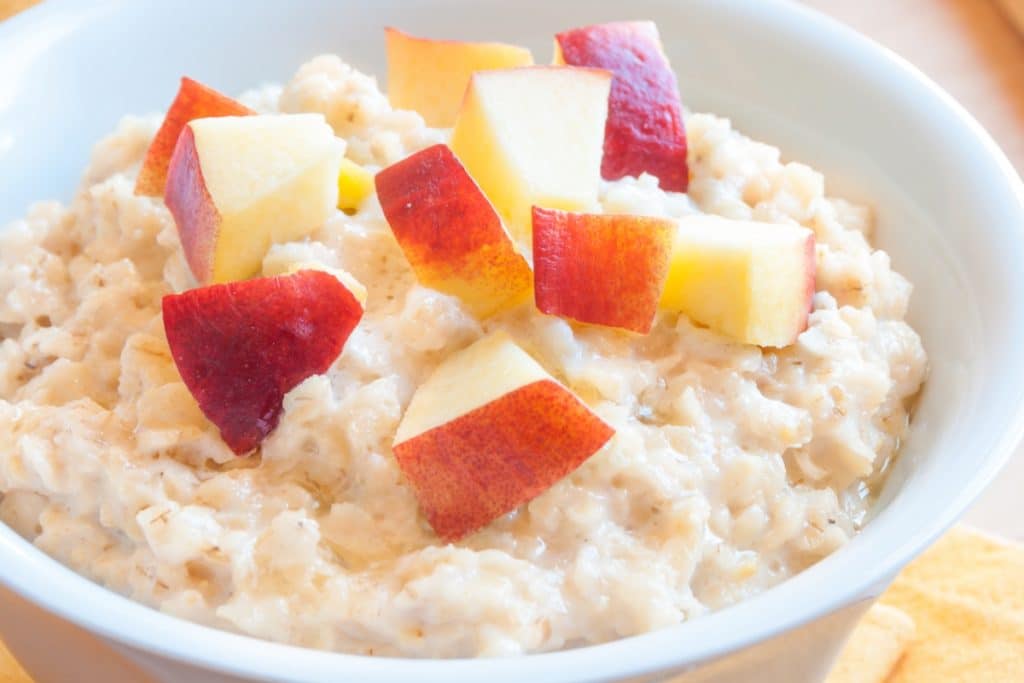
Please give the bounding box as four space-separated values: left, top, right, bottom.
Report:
393 331 614 541
661 215 816 347
135 77 254 197
532 207 673 333
375 144 532 317
162 268 364 455
164 113 344 284
385 27 533 127
554 21 689 192
450 66 612 243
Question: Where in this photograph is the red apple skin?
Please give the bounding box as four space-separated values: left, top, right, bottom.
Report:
164 125 220 283
375 143 532 316
532 206 673 334
135 77 254 197
393 379 614 541
162 270 363 455
555 22 689 192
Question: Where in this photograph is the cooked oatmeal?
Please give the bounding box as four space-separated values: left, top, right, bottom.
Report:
0 55 926 657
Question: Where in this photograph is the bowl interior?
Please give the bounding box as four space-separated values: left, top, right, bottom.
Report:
0 0 1023 681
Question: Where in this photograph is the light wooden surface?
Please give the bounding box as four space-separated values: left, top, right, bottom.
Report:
996 0 1024 39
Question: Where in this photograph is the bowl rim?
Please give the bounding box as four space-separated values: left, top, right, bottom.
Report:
1 0 1024 681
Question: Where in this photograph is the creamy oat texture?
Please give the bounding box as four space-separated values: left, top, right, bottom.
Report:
0 56 926 657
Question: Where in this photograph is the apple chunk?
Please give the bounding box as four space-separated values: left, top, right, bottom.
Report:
393 331 614 541
555 21 689 192
162 269 364 455
135 77 254 197
165 114 344 284
660 216 816 347
385 27 533 127
337 158 374 214
450 66 611 242
376 144 532 317
532 207 673 333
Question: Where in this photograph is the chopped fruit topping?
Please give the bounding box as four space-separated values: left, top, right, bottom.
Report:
532 207 673 333
283 261 367 306
555 21 689 192
450 66 612 243
164 113 344 284
162 269 364 455
385 27 533 127
660 216 816 347
393 331 614 541
375 144 532 317
337 158 374 214
135 77 254 197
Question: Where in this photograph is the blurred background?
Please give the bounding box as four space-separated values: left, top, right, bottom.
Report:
803 0 1023 177
1 0 1020 175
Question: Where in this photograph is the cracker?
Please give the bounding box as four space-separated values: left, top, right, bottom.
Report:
827 603 915 683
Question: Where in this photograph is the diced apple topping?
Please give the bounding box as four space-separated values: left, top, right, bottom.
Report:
164 113 344 284
135 77 254 197
162 269 364 455
283 261 368 306
337 158 374 214
376 144 532 317
385 27 533 127
532 207 673 333
393 331 614 540
661 216 816 347
450 66 612 243
555 21 689 192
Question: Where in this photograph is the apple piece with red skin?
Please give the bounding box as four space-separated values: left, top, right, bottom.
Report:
532 207 673 334
450 66 612 243
135 77 254 197
392 331 615 541
375 144 533 317
660 215 816 347
385 27 533 127
554 21 689 192
164 113 344 284
162 269 364 455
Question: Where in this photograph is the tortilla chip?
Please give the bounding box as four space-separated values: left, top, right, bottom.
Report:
827 603 915 683
893 527 1024 613
829 526 1024 682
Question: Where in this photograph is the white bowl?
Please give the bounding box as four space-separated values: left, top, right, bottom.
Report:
1 0 1023 681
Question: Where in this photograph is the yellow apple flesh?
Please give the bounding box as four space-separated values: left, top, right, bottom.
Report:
135 77 254 197
385 27 533 127
164 114 344 284
337 158 374 214
450 66 612 243
661 216 816 347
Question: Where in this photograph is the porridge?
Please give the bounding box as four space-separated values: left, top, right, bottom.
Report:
0 22 925 658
